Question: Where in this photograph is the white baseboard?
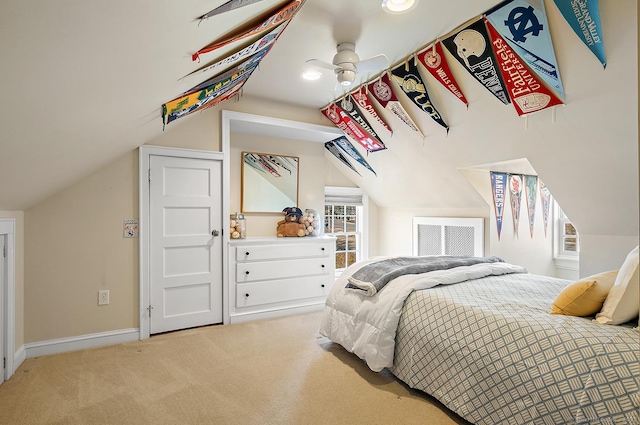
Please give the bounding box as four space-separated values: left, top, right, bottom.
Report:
24 328 140 359
13 344 26 375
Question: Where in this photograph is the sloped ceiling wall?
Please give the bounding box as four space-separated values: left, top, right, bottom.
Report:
324 0 637 240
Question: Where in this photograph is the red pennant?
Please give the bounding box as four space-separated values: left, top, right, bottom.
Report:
350 86 393 134
367 73 424 138
417 41 468 106
320 104 386 153
485 17 564 116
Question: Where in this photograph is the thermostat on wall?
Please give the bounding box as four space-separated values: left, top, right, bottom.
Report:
123 219 138 238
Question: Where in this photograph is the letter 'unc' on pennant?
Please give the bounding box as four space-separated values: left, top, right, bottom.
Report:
552 0 606 68
325 141 361 176
391 58 449 131
485 18 564 116
332 136 377 176
350 86 393 134
321 104 386 152
486 0 566 100
367 73 425 138
416 41 468 106
442 17 511 105
490 171 507 241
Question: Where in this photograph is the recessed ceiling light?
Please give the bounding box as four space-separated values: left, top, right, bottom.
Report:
381 0 418 14
301 70 322 81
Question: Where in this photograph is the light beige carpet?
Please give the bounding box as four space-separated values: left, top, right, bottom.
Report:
0 312 470 425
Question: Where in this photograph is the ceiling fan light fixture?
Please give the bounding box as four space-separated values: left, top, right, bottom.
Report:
336 69 356 86
381 0 418 14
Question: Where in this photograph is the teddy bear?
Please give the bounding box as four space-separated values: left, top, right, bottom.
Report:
277 207 306 237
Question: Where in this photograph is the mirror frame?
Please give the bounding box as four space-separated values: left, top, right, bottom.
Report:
241 151 299 213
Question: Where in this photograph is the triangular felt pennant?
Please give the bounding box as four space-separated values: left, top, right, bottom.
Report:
337 95 386 146
486 0 566 100
509 174 523 238
183 21 287 79
320 104 386 152
325 141 361 176
367 73 425 138
391 58 449 132
490 171 507 241
170 80 245 123
416 41 468 106
485 18 564 116
442 17 511 105
552 0 606 68
192 0 303 61
199 0 267 21
332 136 377 176
524 174 538 238
350 86 393 134
539 180 551 238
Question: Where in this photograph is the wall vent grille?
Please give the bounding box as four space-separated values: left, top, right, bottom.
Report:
413 217 484 257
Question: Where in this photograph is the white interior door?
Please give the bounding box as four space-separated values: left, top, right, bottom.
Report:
0 234 5 386
150 155 223 334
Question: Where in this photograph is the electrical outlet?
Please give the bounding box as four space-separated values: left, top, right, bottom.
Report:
98 290 109 306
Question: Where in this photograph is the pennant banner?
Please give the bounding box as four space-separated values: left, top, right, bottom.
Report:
490 171 507 241
486 0 566 99
367 73 425 138
332 136 377 176
325 141 361 176
417 41 468 106
509 174 523 238
183 22 287 79
525 174 538 238
338 95 385 145
321 104 386 153
192 0 303 61
390 58 449 131
485 18 564 116
442 18 511 105
539 180 551 238
552 0 605 67
163 48 271 124
350 86 393 134
199 0 266 21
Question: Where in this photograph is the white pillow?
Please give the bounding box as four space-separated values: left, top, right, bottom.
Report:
595 245 639 325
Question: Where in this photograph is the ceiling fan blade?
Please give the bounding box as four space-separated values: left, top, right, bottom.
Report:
354 54 389 74
305 59 338 71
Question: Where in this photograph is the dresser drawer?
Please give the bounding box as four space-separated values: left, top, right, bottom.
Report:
235 242 331 262
236 276 331 308
236 257 330 283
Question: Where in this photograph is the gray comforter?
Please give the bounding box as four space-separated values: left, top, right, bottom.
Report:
391 272 640 425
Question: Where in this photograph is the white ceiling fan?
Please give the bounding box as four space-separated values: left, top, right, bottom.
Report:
305 43 390 87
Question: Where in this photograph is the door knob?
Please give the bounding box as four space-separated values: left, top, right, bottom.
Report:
211 229 220 237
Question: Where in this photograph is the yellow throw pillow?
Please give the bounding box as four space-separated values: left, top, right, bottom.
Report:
550 270 618 316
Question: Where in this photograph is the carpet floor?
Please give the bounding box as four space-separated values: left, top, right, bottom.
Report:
0 311 471 425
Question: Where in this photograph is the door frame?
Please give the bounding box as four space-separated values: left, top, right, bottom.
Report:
0 219 16 381
139 145 227 340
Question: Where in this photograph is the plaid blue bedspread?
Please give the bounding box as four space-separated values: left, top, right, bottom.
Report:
391 273 639 425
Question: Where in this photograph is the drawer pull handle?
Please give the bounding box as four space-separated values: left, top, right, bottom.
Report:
321 247 325 251
245 252 250 256
245 271 250 275
321 284 325 288
321 264 325 268
245 293 249 297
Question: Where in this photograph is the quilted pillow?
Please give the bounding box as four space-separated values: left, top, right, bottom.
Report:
550 270 618 316
595 246 640 325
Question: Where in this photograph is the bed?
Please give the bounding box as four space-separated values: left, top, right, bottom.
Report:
319 256 640 425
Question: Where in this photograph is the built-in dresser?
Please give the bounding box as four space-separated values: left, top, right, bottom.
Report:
228 237 336 323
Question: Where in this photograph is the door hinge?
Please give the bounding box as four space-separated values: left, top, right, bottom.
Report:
2 245 6 258
3 357 5 369
148 169 151 182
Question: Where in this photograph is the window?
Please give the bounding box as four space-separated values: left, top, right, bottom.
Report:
324 187 367 272
556 205 579 256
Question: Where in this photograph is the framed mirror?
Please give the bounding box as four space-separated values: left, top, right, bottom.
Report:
241 152 299 213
